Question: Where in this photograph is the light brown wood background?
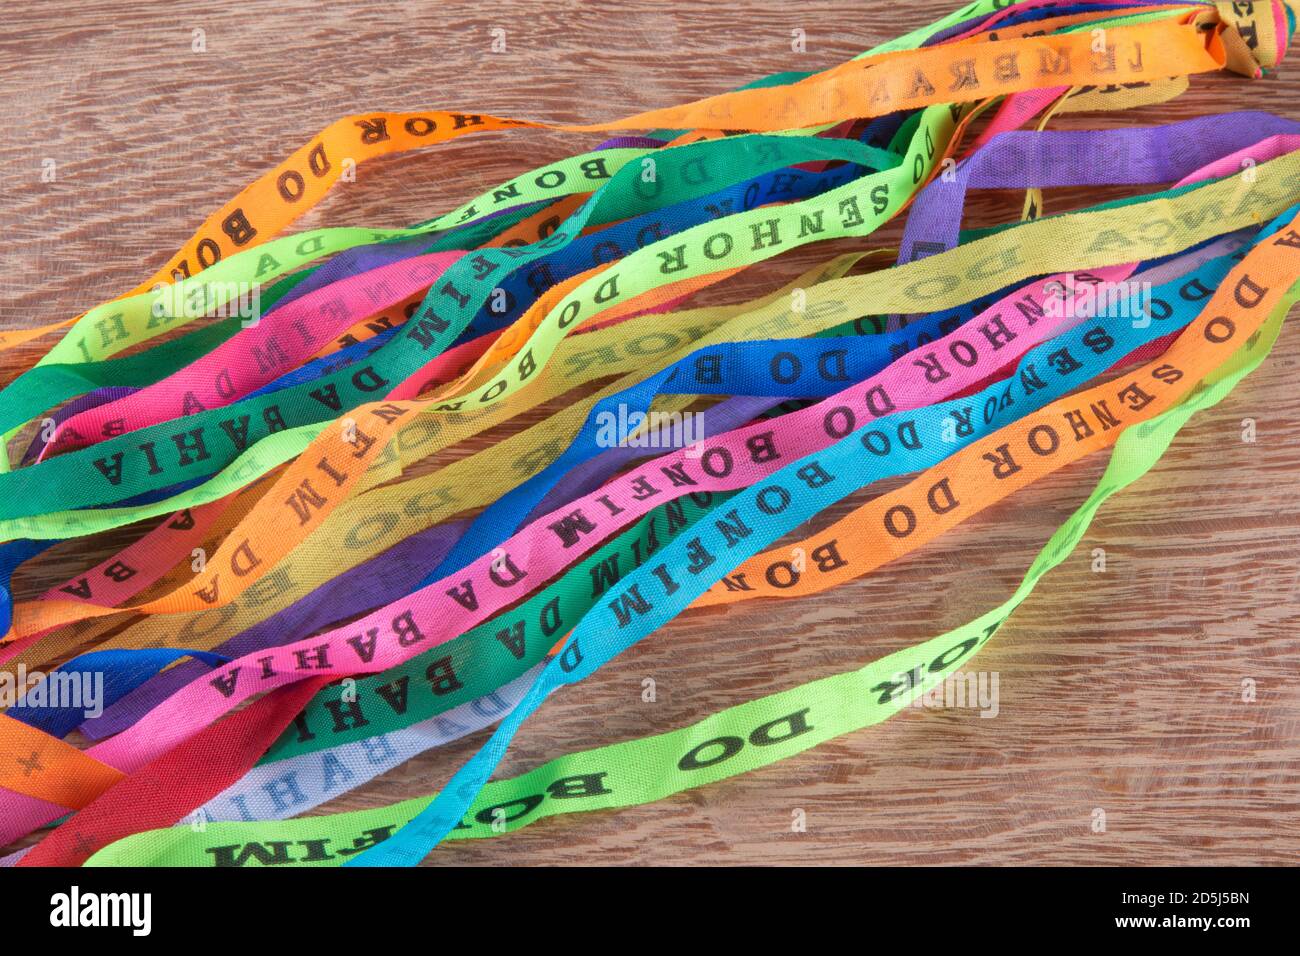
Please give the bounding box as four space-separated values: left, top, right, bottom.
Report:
1 0 1298 865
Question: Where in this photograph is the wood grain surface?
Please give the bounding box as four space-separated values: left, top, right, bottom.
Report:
1 0 1299 865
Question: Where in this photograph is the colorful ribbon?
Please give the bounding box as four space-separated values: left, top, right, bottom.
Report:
0 0 1296 870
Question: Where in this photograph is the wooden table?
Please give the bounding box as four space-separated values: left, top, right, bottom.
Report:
2 0 1298 865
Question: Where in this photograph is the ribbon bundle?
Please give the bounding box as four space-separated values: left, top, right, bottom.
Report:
0 0 1296 867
